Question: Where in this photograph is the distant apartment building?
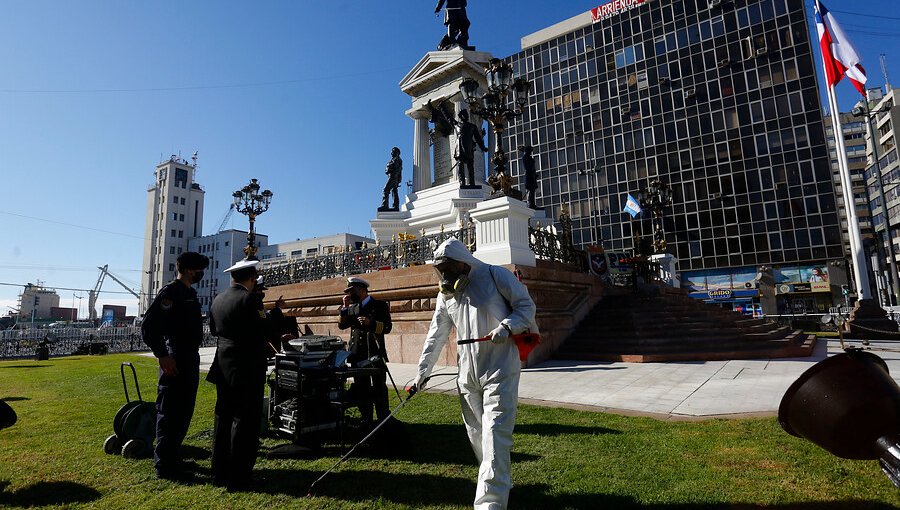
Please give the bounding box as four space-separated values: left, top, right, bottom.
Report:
187 229 269 313
140 155 205 314
824 110 873 255
860 86 900 298
138 154 375 314
256 233 375 264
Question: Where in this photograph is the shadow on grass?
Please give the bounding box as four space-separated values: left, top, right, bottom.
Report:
260 466 475 506
181 444 211 461
1 397 30 402
0 480 101 506
0 365 49 369
341 422 485 466
266 421 616 466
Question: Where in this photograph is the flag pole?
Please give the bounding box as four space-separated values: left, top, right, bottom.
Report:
825 82 871 299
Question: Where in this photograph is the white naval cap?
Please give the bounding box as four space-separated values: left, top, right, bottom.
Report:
224 258 260 273
343 276 370 292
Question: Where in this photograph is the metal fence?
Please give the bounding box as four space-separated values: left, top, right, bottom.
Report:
0 327 217 360
528 210 583 267
261 226 477 287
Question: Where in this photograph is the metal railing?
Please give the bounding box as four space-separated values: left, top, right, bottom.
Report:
261 226 477 287
0 326 217 360
528 209 584 267
258 210 587 288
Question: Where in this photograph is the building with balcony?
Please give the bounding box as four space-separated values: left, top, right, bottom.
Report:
861 86 900 302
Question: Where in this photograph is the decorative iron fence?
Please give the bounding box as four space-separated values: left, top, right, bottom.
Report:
260 210 591 288
528 210 584 267
261 226 477 287
0 326 217 360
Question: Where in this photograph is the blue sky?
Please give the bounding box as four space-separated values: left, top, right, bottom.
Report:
1 0 898 318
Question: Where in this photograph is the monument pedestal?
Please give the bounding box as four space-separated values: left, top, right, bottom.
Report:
370 182 491 243
846 298 899 338
470 196 536 266
370 209 411 244
650 252 680 288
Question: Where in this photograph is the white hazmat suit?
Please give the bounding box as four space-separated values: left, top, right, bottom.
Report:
416 238 538 510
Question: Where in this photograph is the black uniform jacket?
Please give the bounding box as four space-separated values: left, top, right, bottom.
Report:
207 284 268 388
338 297 392 362
142 280 203 358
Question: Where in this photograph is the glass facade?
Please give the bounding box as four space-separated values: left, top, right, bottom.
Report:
502 0 842 275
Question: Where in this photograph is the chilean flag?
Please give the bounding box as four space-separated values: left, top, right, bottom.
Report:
814 0 867 96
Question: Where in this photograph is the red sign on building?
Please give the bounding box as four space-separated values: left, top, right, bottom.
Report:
591 0 650 23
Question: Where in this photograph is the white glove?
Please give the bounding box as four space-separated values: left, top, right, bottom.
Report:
414 374 429 392
489 324 510 344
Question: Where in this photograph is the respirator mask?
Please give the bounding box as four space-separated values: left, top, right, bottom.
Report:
439 272 470 296
436 259 470 296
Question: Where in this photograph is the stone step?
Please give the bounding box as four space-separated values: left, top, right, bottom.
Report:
568 325 747 340
560 335 768 351
558 284 811 362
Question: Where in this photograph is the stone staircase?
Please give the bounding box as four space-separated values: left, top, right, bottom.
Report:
555 286 816 362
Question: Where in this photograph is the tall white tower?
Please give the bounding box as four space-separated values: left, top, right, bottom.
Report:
140 155 205 315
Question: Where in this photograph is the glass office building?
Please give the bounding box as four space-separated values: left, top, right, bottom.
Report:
502 0 847 314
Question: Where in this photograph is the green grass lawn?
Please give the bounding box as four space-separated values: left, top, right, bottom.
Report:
1 353 899 509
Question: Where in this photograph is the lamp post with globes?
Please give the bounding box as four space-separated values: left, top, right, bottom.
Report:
458 58 531 196
638 179 674 253
232 178 273 261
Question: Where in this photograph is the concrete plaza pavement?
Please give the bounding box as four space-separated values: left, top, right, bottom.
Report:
188 337 900 420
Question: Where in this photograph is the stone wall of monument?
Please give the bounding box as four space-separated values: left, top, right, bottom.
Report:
269 260 605 367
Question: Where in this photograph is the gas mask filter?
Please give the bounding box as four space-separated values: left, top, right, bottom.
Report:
439 272 469 296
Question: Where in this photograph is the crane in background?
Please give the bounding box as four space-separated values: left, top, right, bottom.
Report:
206 204 236 308
88 265 141 322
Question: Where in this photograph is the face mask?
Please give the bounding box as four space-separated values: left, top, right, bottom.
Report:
439 273 469 296
192 270 204 284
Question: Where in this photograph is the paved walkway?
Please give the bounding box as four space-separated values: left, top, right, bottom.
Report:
183 338 900 420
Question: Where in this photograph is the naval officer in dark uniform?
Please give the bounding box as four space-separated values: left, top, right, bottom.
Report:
141 251 209 480
207 258 268 490
338 276 393 426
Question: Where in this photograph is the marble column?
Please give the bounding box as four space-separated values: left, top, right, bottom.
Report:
412 111 432 192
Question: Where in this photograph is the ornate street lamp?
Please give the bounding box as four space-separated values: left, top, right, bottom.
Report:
232 178 273 260
459 58 531 196
638 179 674 253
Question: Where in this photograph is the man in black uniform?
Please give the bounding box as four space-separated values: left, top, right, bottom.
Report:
338 276 392 427
253 275 298 356
141 251 209 481
207 259 268 490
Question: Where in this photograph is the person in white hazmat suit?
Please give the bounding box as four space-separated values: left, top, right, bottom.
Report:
414 238 537 510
